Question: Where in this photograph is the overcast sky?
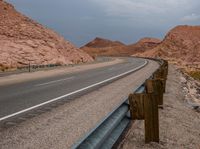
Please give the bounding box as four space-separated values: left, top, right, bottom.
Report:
7 0 200 47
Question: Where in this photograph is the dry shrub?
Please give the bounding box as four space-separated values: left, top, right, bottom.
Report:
188 71 200 81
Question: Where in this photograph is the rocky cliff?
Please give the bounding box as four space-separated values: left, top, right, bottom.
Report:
0 0 93 70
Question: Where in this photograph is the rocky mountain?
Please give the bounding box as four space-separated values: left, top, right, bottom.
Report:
134 25 200 71
0 0 93 70
81 37 160 57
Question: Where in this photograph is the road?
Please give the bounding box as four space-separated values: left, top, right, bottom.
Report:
0 57 160 149
0 57 147 121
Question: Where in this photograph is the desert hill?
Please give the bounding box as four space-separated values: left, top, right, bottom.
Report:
134 25 200 70
81 37 160 57
0 0 93 70
81 37 133 57
83 37 125 48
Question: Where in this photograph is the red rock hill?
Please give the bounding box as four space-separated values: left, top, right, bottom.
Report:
0 0 93 70
134 25 200 70
81 37 161 57
81 37 133 57
84 37 125 48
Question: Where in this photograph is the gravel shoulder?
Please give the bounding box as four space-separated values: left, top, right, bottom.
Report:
0 60 159 149
118 65 200 149
0 58 123 86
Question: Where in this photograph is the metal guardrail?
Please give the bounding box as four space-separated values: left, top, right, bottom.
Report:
72 58 167 149
73 84 145 149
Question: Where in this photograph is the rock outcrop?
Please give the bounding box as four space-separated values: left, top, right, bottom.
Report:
0 0 93 70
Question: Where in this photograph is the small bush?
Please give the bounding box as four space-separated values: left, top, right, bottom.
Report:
188 71 200 81
1 67 5 72
0 65 9 72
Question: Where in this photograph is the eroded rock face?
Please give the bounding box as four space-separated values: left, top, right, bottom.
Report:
134 25 200 70
0 0 93 70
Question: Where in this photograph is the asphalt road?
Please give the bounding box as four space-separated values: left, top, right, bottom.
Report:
0 57 146 121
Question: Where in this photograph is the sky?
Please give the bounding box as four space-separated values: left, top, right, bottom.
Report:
7 0 200 47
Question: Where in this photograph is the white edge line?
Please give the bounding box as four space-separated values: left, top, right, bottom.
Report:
0 60 148 122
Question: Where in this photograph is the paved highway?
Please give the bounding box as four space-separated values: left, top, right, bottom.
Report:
0 57 146 121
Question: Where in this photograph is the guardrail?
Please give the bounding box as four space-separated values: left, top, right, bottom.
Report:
73 58 168 149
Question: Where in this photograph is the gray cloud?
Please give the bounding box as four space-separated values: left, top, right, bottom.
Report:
89 0 193 16
181 13 200 22
7 0 200 46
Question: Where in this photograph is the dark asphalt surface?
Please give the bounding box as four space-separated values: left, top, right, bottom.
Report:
0 57 146 119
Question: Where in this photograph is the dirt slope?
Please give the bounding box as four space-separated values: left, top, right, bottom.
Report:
0 0 93 70
134 25 200 71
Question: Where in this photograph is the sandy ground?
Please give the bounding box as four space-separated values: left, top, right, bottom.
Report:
0 60 159 149
118 65 200 149
0 58 123 86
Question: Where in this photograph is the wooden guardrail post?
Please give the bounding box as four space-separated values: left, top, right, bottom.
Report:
153 68 167 93
129 94 145 120
163 60 168 76
144 93 159 143
128 59 169 144
129 93 159 143
28 61 31 72
145 79 164 107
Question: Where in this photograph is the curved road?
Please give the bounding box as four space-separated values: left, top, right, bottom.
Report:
0 57 146 121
